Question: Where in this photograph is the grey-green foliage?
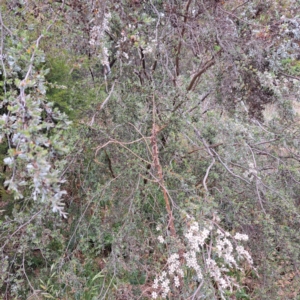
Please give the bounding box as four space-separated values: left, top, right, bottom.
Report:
0 31 70 217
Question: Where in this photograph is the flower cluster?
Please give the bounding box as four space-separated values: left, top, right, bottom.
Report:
206 258 230 290
215 229 237 269
167 253 184 279
152 252 184 299
152 271 170 299
183 250 203 280
152 216 253 299
184 221 210 252
89 13 111 70
234 233 249 241
89 13 111 47
157 235 164 244
236 245 253 265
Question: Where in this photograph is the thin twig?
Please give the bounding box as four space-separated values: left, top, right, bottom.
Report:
232 0 250 13
187 92 211 113
23 252 39 296
211 149 251 184
279 71 300 81
247 144 266 214
203 158 215 194
89 81 116 126
0 10 13 36
151 94 176 236
187 54 218 91
2 209 44 250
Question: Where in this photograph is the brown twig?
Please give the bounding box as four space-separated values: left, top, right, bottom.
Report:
151 96 176 237
105 149 116 178
279 71 300 81
187 54 218 91
175 0 193 76
95 138 152 165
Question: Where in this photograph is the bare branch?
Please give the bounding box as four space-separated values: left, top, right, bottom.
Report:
211 149 251 185
279 71 300 81
95 137 152 165
203 158 215 194
89 81 116 126
187 56 216 91
187 92 211 113
247 144 266 214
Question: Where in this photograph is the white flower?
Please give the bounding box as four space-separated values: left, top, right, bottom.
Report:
174 276 180 287
0 113 8 122
196 268 203 280
159 271 167 282
152 291 158 299
152 216 253 297
3 157 14 166
157 235 164 243
122 52 129 59
190 221 199 231
236 246 253 264
161 278 169 288
152 278 159 289
168 253 182 276
234 233 249 241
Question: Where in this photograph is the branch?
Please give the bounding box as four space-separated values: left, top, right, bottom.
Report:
140 47 149 81
187 92 211 113
89 81 116 126
247 144 266 215
231 0 250 13
175 0 193 76
2 208 44 250
105 149 116 178
254 139 278 146
211 149 251 184
0 10 13 36
151 96 176 237
95 138 152 165
186 143 223 155
187 56 217 91
203 158 215 194
279 71 300 81
23 252 38 296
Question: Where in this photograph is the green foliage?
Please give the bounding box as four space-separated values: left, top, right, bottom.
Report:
281 58 300 76
44 55 101 120
45 56 74 117
1 0 300 299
